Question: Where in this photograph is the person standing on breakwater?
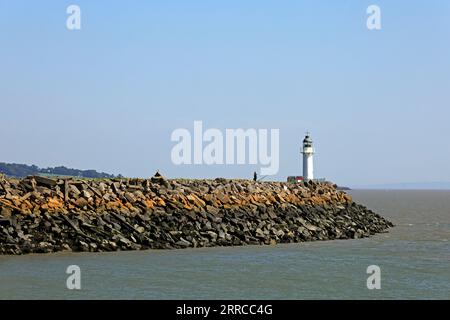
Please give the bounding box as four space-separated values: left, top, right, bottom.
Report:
253 172 258 181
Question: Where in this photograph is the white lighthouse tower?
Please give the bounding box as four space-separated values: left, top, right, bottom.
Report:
302 132 315 181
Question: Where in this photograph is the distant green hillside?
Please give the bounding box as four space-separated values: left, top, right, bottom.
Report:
0 162 119 179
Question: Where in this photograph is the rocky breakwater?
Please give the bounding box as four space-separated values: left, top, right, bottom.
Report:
0 174 393 255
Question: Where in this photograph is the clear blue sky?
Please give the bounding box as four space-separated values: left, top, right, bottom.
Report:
0 0 449 186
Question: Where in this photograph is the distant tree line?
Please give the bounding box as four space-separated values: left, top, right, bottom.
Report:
0 162 120 179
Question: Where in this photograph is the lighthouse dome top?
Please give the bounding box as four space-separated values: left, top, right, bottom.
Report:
303 133 313 144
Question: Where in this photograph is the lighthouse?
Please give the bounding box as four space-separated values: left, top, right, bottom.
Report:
302 133 315 181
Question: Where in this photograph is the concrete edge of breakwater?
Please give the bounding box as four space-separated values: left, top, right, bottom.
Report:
0 174 394 255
